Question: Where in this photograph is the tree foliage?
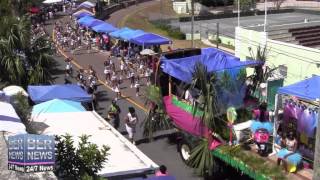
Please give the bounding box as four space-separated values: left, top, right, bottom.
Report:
0 16 56 88
142 85 172 140
55 134 110 179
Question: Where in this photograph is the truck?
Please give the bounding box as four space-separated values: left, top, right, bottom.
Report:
146 47 287 179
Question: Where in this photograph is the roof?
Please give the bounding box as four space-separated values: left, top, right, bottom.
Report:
277 75 320 101
0 101 26 134
32 99 86 115
119 29 146 41
160 47 262 83
31 111 158 177
27 84 92 104
109 27 133 38
92 22 118 33
130 33 172 46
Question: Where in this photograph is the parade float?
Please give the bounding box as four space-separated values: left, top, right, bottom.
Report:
144 47 289 179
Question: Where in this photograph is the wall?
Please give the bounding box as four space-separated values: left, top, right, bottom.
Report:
173 2 188 14
235 27 320 85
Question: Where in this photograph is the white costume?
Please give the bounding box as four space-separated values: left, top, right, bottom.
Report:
125 113 137 139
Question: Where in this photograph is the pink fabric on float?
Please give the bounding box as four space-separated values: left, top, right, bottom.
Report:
163 96 222 150
163 96 208 137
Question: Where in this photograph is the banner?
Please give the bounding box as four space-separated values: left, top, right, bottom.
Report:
8 134 55 173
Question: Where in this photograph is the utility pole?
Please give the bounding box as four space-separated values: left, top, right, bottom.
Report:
191 0 195 48
160 0 163 22
216 23 219 49
264 0 267 32
313 100 320 179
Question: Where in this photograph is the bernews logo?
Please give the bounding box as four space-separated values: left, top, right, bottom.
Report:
8 134 55 173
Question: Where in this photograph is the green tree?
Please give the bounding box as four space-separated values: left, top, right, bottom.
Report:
0 16 56 88
55 134 110 179
141 85 172 140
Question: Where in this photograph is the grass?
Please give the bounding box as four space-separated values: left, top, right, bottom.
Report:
119 0 209 49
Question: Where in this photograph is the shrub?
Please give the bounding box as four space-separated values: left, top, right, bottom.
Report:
153 21 186 40
55 134 110 179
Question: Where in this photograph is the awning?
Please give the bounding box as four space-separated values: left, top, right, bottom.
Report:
277 75 320 101
0 101 26 134
109 27 132 39
32 99 86 115
2 85 28 97
77 16 95 26
78 1 95 8
120 29 146 41
130 33 172 46
32 111 159 177
160 47 263 83
28 84 92 104
72 11 94 19
87 19 105 28
92 23 118 33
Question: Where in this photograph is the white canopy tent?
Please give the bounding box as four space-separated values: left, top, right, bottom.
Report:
43 0 63 4
0 101 27 135
32 111 158 177
3 85 28 97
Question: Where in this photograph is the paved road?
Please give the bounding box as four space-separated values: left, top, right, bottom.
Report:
46 9 201 180
171 12 320 38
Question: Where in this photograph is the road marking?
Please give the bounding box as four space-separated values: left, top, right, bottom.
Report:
52 30 148 112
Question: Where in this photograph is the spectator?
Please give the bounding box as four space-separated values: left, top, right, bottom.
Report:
125 107 138 144
155 165 168 176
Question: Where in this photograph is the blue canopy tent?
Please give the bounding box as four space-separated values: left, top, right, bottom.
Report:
277 75 320 101
91 22 118 33
28 84 92 104
119 29 146 41
273 76 320 157
72 11 93 19
130 33 172 47
77 16 95 26
78 18 103 27
87 19 105 28
78 1 95 9
160 47 263 83
109 27 132 39
32 99 86 115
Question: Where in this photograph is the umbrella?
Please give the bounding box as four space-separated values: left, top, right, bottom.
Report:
2 85 28 97
140 49 156 55
32 99 86 115
43 0 63 4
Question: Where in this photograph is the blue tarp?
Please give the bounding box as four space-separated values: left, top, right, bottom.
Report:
32 99 86 114
77 16 95 26
130 33 172 46
92 22 118 33
28 84 92 104
73 12 93 19
119 29 146 41
78 1 95 8
109 27 132 39
87 19 105 28
160 47 262 83
278 75 320 101
78 18 103 27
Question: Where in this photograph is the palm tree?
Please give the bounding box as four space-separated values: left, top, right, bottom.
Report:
186 63 226 177
141 85 172 140
0 16 55 88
